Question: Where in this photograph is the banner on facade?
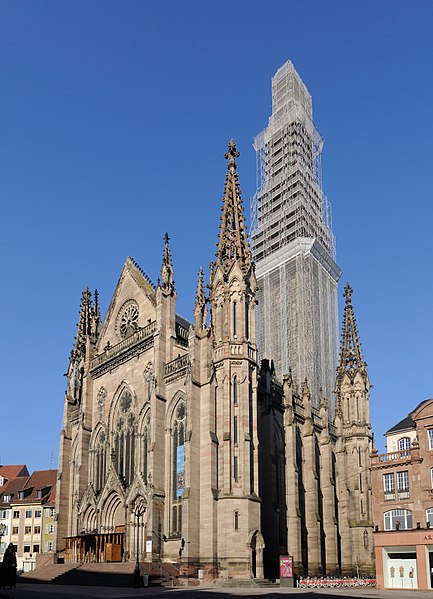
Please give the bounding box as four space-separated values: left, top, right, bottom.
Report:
176 444 185 497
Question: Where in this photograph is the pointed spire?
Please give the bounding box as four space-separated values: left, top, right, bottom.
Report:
92 289 101 339
77 288 92 340
160 232 175 295
194 266 207 331
337 283 366 380
215 140 252 274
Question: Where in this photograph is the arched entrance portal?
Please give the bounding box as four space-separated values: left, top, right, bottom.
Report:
248 530 265 579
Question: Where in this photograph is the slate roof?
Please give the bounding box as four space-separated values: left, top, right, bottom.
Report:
385 399 432 435
10 469 57 506
0 476 29 508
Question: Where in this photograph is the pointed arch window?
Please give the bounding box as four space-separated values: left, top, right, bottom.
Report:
93 430 107 493
113 390 136 487
142 415 151 482
233 301 237 337
171 401 186 536
233 376 238 405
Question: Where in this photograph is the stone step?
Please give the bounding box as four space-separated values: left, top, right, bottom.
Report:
19 561 183 588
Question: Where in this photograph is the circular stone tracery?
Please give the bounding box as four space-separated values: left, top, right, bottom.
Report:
117 300 139 340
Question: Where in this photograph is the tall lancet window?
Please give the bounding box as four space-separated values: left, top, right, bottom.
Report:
233 376 238 405
142 414 151 481
113 390 136 487
171 401 186 536
93 429 107 493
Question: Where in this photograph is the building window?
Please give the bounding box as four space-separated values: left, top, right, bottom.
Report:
234 510 239 531
142 415 151 482
384 509 412 531
233 376 238 405
12 527 18 535
46 524 54 534
0 526 7 536
429 429 433 450
92 429 107 493
23 545 31 553
398 437 411 456
46 541 54 551
3 494 11 503
113 389 136 487
34 510 41 519
13 511 19 519
234 416 238 445
234 456 239 482
397 470 409 498
24 526 32 535
33 544 40 553
34 526 41 535
25 510 32 518
426 508 433 527
0 510 8 519
383 473 395 500
50 508 55 517
233 301 237 337
171 401 186 536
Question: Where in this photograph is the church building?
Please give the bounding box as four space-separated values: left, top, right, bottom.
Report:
56 141 374 580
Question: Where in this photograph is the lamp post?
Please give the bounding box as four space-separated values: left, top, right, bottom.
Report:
133 499 145 588
0 522 6 557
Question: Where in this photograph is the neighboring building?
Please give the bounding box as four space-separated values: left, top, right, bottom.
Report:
372 400 433 590
250 61 341 400
8 469 57 571
0 465 29 492
0 474 29 561
56 141 374 579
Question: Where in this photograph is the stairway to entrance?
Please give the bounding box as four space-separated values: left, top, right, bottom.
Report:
19 561 183 587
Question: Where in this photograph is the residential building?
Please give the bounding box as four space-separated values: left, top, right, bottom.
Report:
371 399 433 589
8 469 57 571
0 474 29 561
250 60 341 401
55 141 373 579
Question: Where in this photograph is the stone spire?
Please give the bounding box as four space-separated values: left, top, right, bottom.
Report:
75 288 92 349
194 266 207 331
336 284 366 382
73 288 100 358
215 140 252 274
160 232 175 295
92 289 101 339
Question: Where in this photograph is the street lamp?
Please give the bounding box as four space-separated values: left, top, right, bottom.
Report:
133 499 146 588
0 522 6 558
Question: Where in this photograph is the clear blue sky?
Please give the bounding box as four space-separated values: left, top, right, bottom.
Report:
1 1 432 472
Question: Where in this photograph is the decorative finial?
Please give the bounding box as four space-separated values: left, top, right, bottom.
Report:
343 283 353 302
225 139 240 173
161 232 175 295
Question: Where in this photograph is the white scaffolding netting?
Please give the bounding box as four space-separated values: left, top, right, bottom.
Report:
251 61 341 403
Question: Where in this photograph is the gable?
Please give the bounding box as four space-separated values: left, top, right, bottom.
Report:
96 257 157 352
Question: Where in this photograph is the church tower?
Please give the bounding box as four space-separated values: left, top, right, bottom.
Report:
334 284 373 574
208 140 264 578
56 288 100 546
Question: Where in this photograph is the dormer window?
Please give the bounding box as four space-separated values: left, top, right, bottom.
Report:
3 494 11 503
37 489 42 499
18 491 25 500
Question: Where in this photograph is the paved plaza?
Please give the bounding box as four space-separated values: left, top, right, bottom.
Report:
0 584 432 599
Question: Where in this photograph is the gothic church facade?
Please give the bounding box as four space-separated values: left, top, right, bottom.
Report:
56 141 374 579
